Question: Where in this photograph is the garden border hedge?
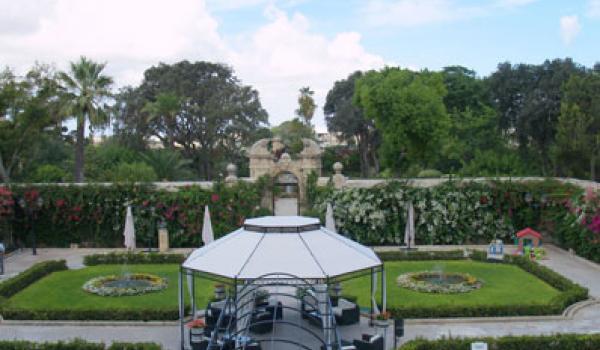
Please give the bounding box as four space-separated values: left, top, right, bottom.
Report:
0 260 67 298
378 250 589 318
83 252 185 266
399 333 600 350
0 339 162 350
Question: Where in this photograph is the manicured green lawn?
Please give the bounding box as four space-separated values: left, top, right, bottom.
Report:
343 260 561 309
7 264 214 311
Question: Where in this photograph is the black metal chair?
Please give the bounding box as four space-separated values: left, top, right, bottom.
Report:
249 310 274 334
352 334 383 350
333 298 360 325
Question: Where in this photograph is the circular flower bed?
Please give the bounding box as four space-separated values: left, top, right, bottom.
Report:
397 271 482 294
82 273 168 296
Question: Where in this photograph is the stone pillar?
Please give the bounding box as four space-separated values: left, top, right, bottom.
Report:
225 163 238 186
158 221 169 252
332 162 346 189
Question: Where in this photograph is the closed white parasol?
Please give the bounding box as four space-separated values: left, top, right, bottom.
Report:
201 205 214 246
325 202 337 233
123 205 136 250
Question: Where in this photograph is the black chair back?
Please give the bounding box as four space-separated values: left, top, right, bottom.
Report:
394 318 404 338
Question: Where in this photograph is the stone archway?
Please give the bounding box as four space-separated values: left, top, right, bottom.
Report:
247 137 322 215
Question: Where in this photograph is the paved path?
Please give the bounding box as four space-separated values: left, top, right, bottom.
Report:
0 245 598 349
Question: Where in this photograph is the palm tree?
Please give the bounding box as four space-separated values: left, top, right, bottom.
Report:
59 57 113 182
140 149 192 181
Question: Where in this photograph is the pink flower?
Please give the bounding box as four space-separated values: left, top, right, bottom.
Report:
588 215 600 234
211 194 219 203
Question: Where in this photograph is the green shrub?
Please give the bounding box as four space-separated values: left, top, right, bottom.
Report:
400 333 600 350
106 162 158 183
416 169 442 178
0 339 162 350
0 260 67 298
83 252 185 266
30 165 69 183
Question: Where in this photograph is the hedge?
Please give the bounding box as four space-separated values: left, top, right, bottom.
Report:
0 260 67 298
83 252 185 266
313 179 581 245
1 180 269 249
381 250 588 318
0 308 180 321
0 339 162 350
377 250 465 261
399 334 600 350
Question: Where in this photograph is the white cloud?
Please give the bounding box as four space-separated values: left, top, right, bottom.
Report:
230 6 386 130
560 15 581 45
588 0 600 18
363 0 537 27
495 0 537 8
0 0 385 131
364 0 484 27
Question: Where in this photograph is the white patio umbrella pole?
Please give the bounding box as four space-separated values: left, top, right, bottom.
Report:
325 202 336 233
123 205 136 250
382 266 387 312
371 269 380 315
404 201 415 248
178 268 184 350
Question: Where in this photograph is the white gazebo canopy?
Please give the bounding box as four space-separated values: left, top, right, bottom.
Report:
182 216 382 280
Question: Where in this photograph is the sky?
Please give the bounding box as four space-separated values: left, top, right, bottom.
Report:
1 0 599 132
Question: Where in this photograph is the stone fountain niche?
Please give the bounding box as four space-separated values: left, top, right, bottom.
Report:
247 137 322 215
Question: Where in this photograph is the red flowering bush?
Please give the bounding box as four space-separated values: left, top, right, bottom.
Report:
0 186 14 219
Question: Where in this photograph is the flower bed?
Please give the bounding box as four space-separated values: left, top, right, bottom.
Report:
397 271 482 294
82 273 168 297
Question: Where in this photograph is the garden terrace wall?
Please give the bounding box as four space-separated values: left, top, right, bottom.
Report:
2 181 268 248
399 333 600 350
83 252 185 265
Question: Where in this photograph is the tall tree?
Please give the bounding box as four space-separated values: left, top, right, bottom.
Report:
296 86 316 126
354 68 450 173
324 71 379 177
488 58 584 174
553 70 600 180
0 65 62 183
271 118 315 155
59 57 113 182
113 61 268 180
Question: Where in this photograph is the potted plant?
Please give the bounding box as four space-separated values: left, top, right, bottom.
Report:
186 318 206 339
373 311 391 327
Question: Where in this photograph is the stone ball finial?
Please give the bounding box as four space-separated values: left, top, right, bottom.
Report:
333 162 343 174
225 163 238 184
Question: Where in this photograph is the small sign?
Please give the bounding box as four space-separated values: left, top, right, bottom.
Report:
471 342 488 350
487 239 504 261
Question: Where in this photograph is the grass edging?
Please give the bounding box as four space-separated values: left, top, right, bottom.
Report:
399 333 600 350
377 250 589 318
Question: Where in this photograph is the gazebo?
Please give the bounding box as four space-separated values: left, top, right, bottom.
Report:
178 216 386 350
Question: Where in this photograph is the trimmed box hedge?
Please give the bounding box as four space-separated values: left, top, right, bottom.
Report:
400 333 600 350
83 252 185 266
0 308 181 321
380 249 588 318
0 260 67 298
0 339 162 350
377 250 465 261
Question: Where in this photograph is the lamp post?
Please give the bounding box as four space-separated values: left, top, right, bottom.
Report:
18 196 43 255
